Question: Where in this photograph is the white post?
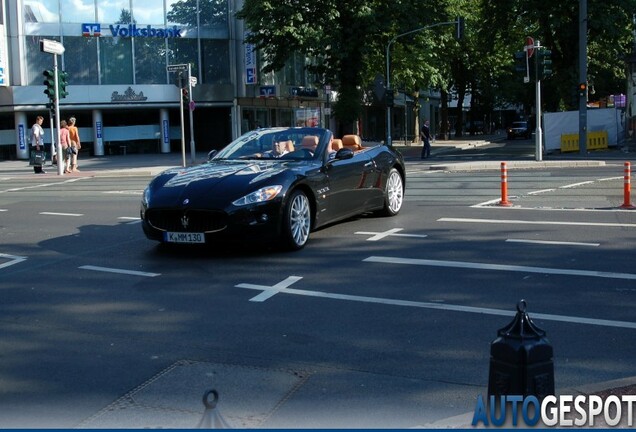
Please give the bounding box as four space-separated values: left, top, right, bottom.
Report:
535 42 543 162
188 63 196 165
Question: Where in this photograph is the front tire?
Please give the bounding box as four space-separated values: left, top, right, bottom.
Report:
281 189 311 250
380 168 404 216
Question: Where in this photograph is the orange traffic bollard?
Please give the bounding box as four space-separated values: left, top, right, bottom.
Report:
499 162 512 206
621 162 635 209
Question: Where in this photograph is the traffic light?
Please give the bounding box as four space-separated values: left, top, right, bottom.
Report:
455 17 465 40
513 51 526 74
182 88 189 103
538 48 552 79
385 90 394 107
578 82 587 98
43 69 56 101
58 70 69 99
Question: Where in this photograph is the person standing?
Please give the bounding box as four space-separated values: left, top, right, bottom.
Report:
420 119 431 159
31 115 45 174
67 116 81 172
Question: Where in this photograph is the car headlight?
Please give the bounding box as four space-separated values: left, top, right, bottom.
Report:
232 185 283 206
142 186 151 207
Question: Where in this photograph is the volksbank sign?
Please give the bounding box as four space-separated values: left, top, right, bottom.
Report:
82 23 182 38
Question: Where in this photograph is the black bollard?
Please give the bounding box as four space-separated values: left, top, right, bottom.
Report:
488 300 554 399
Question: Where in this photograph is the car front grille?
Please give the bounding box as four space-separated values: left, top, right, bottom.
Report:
146 209 228 233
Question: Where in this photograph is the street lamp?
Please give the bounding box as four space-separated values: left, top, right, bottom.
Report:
385 19 463 146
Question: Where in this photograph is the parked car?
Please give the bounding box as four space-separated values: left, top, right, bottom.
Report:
141 127 406 250
507 121 532 140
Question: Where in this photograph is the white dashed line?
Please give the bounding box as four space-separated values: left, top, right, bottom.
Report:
79 265 160 277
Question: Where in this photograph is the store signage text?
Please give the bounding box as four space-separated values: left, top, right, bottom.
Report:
82 23 183 38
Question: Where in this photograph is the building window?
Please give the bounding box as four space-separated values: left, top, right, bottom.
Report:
97 0 130 24
25 36 59 86
201 39 229 84
100 37 133 84
135 38 168 84
63 37 99 85
24 0 59 23
60 0 96 23
167 38 197 77
132 0 166 25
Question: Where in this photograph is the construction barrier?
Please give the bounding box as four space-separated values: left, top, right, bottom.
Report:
560 131 609 153
499 162 512 207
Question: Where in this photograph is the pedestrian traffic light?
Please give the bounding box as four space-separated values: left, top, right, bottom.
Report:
58 70 69 99
455 17 465 40
43 69 56 101
578 82 587 97
538 48 552 79
182 88 189 103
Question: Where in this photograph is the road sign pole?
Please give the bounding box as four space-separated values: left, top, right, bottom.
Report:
188 63 196 165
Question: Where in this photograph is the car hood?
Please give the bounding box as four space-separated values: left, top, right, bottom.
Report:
147 160 295 207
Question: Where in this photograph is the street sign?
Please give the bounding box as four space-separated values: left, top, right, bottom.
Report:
167 64 188 72
189 76 197 87
40 39 65 55
525 36 535 58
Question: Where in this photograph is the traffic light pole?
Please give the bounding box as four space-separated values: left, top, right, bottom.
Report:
52 55 63 176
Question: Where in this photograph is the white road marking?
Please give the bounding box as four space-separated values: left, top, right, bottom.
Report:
0 209 7 212
0 178 86 194
438 217 636 228
40 212 83 217
79 265 160 277
0 253 27 270
560 181 595 189
354 228 428 241
527 188 555 195
363 256 636 281
236 276 303 302
506 239 600 247
118 216 141 225
236 278 636 330
103 190 143 195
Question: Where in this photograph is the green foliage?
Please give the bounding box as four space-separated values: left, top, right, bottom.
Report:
236 0 636 128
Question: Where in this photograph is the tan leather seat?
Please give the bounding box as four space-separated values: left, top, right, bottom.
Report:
301 135 319 151
285 140 295 152
331 139 343 152
342 134 362 151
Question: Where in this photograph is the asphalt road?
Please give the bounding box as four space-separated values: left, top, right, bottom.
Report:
1 141 636 428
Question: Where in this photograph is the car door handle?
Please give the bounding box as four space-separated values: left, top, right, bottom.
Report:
364 161 373 167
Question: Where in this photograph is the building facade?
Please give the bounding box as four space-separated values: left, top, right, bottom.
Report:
0 0 324 160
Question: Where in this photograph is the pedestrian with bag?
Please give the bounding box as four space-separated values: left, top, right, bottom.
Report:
420 119 431 159
30 115 46 174
67 116 81 172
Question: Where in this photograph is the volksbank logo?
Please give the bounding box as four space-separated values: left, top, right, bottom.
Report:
82 23 182 38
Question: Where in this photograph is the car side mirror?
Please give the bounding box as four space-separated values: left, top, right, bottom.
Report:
334 147 354 160
207 149 217 161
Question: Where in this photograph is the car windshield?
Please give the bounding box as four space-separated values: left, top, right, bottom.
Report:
212 127 332 161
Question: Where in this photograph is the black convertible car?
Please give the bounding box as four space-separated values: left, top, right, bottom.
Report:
141 127 405 250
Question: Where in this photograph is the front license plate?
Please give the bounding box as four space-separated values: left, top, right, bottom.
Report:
164 232 205 244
